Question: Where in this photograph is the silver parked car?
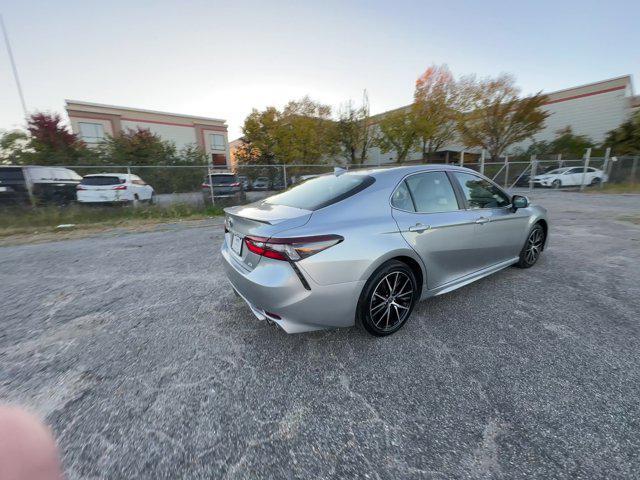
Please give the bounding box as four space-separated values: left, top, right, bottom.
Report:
221 166 549 336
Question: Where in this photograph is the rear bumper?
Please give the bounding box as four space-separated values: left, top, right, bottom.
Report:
221 240 363 333
202 190 244 201
77 191 131 203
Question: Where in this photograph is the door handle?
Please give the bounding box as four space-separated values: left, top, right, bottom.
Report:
475 216 490 224
408 223 430 233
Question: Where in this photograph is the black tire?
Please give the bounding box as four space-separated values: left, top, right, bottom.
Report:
590 177 601 186
516 223 545 268
356 260 418 336
552 179 561 189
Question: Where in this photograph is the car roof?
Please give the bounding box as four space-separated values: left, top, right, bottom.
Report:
84 173 129 177
330 164 481 183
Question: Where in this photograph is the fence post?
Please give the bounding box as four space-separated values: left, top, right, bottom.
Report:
460 150 464 167
480 149 485 175
600 147 611 189
579 147 592 191
504 155 509 188
127 166 137 206
529 155 537 193
282 164 288 188
631 156 639 184
557 153 562 168
207 164 215 206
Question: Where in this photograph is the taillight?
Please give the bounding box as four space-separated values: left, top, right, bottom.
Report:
112 185 127 190
244 235 343 262
201 183 210 189
229 182 240 187
76 185 86 190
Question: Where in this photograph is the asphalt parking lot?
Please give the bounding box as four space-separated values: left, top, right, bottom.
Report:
1 189 639 479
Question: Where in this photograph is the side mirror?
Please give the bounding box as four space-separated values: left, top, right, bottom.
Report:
512 195 529 211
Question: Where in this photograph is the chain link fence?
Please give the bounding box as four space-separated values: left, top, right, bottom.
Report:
1 151 638 217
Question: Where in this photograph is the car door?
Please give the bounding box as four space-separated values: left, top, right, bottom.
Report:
566 167 584 186
391 171 482 290
586 167 599 184
451 172 529 267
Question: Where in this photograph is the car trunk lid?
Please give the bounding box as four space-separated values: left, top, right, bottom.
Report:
79 176 125 190
223 202 312 270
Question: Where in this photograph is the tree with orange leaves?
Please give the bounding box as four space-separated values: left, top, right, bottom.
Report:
412 64 460 161
456 74 548 160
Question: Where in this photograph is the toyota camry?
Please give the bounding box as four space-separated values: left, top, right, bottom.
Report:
221 165 548 336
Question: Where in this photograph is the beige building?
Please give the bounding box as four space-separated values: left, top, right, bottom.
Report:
65 100 230 167
366 75 637 164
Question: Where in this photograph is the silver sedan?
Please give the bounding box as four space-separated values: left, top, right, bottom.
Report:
221 165 548 336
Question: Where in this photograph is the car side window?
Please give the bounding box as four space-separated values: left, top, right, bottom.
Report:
391 181 414 211
453 172 510 209
404 172 459 213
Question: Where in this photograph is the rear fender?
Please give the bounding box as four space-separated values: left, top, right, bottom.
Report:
359 247 427 297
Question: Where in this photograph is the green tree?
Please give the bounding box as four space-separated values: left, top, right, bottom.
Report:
100 127 177 165
374 109 416 163
604 111 640 155
99 128 206 193
526 126 593 158
0 130 29 164
336 92 371 165
457 74 549 160
277 96 337 164
412 65 460 161
241 107 280 164
550 127 593 156
239 97 338 182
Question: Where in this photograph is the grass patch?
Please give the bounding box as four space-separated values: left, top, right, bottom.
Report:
587 183 640 194
0 203 224 238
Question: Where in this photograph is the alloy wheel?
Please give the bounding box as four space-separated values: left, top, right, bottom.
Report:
524 227 544 265
369 271 414 332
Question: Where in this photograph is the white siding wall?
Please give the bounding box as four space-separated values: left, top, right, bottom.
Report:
120 120 198 149
531 90 630 145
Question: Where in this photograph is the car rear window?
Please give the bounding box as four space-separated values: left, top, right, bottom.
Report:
208 175 237 184
265 174 375 211
81 176 123 185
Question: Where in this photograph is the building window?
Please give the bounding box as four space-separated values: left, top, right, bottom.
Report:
212 154 227 166
78 122 105 143
210 134 226 151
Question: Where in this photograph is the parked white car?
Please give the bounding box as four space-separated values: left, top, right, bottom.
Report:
532 167 608 188
76 174 155 204
252 177 270 190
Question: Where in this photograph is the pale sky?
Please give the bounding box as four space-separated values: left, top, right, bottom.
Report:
1 0 638 140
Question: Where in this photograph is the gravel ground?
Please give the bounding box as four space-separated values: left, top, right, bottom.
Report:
1 189 639 479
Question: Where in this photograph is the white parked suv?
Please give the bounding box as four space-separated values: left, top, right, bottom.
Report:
532 167 608 188
76 174 155 204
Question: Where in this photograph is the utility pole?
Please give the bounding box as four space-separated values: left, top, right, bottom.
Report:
579 148 592 192
1 14 28 118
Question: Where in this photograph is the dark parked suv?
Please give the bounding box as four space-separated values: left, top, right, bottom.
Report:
0 166 82 206
201 173 246 205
